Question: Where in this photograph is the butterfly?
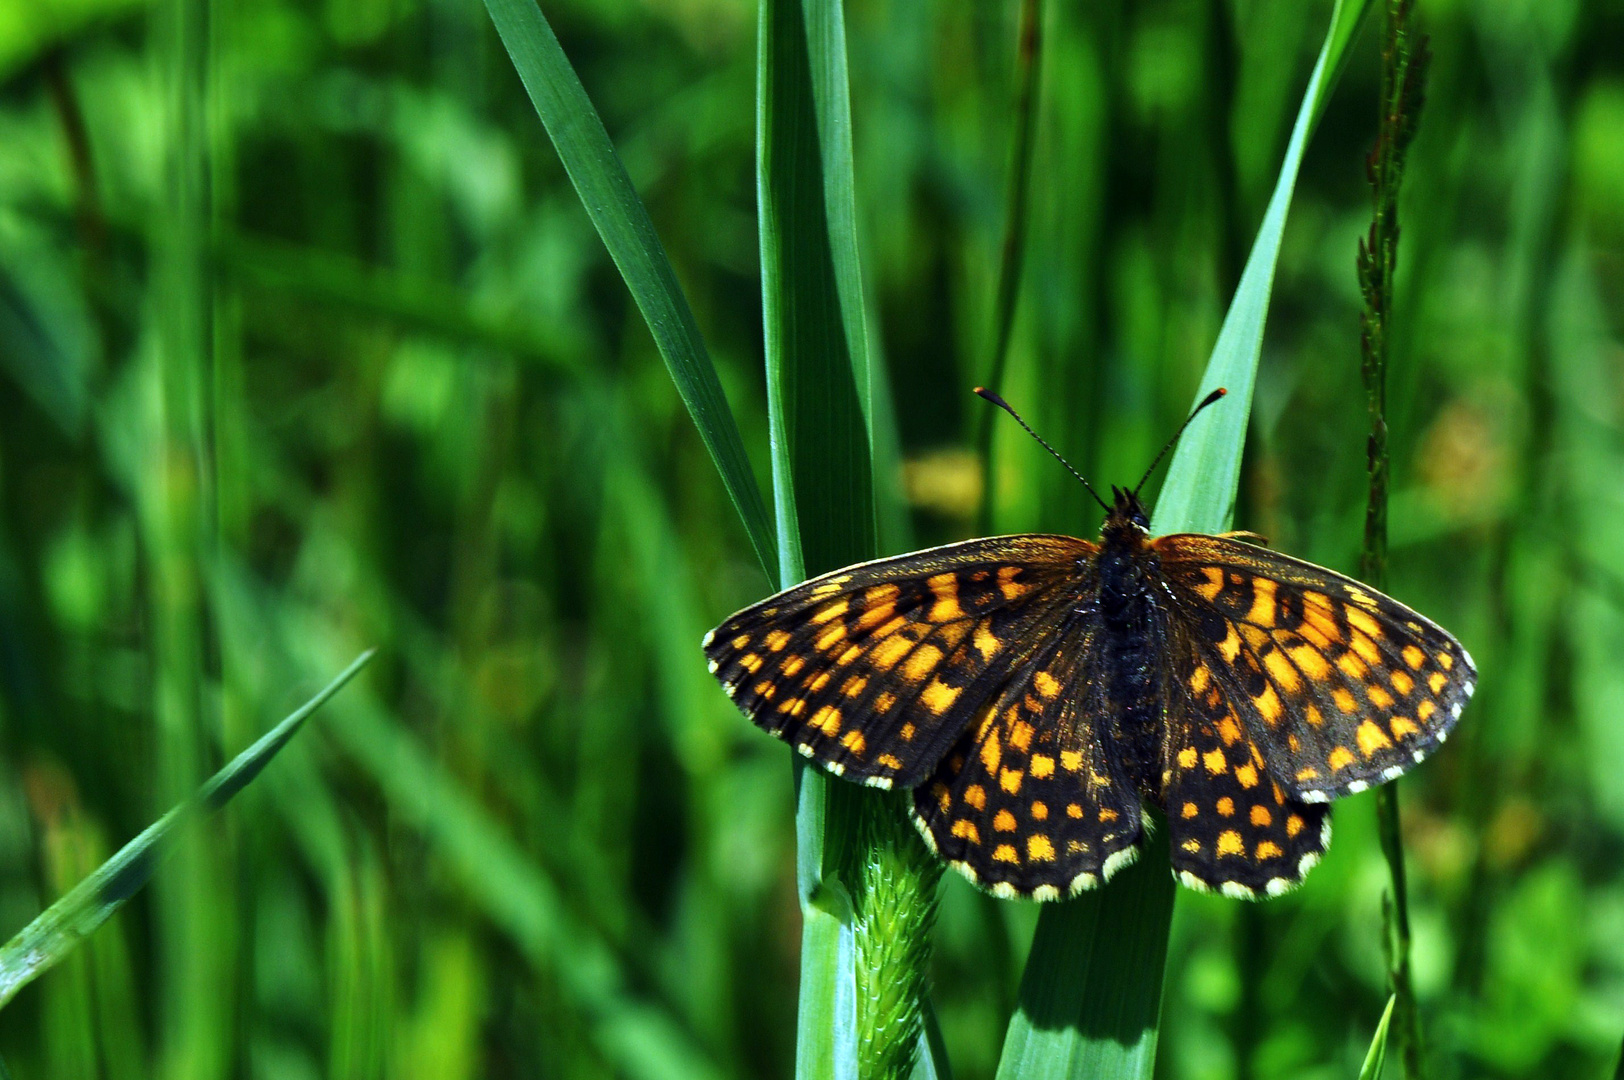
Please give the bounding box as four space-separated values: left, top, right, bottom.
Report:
703 388 1475 900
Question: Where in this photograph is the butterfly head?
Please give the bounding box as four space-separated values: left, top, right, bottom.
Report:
1107 486 1151 533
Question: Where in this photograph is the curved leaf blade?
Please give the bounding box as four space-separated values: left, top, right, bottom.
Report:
0 650 375 1011
481 0 777 579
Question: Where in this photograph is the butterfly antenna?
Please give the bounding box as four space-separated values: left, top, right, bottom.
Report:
1132 387 1228 497
974 387 1110 512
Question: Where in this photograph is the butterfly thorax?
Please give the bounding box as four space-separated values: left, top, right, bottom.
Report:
1095 491 1166 796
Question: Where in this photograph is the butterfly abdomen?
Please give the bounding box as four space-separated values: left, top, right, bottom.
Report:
1096 528 1166 794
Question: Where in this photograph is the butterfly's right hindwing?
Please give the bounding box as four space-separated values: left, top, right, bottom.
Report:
911 617 1143 899
704 535 1094 788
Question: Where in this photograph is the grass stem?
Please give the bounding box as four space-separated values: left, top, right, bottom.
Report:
1356 2 1430 1076
976 0 1044 536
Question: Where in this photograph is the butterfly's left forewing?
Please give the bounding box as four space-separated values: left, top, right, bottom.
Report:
1154 534 1476 802
704 535 1095 788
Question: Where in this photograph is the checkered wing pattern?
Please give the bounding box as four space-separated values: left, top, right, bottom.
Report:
703 536 1095 789
1154 534 1477 803
1160 633 1331 897
911 618 1141 900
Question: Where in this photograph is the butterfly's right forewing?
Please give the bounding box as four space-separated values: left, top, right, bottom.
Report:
704 535 1095 788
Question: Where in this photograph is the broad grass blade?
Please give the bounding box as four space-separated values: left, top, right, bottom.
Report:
757 0 880 1073
996 2 1374 1076
481 0 777 579
0 650 375 1011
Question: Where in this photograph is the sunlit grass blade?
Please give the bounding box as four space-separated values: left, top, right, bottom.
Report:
996 2 1374 1077
758 0 945 1075
1154 0 1374 536
0 650 375 1012
480 0 776 579
1361 996 1398 1080
757 0 871 1070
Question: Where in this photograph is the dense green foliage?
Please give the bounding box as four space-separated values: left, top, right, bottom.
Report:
0 0 1620 1077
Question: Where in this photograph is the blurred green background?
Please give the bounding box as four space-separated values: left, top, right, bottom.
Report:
0 0 1621 1076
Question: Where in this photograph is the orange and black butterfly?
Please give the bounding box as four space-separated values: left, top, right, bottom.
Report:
703 389 1475 900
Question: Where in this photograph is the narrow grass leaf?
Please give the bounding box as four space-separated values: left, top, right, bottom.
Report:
997 2 1374 1077
0 650 375 1011
1360 996 1398 1080
481 0 777 578
1153 0 1374 537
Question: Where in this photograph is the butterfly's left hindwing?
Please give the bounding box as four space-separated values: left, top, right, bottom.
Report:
1154 534 1477 802
704 536 1095 789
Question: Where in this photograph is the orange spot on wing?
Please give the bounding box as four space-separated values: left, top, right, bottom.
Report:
951 820 980 844
810 706 841 736
1390 715 1420 739
901 644 945 682
964 785 987 810
1356 720 1392 756
993 843 1019 864
1327 746 1356 771
1030 754 1055 778
1250 805 1272 827
1181 801 1198 819
1256 840 1283 860
921 679 961 715
1402 644 1426 669
1216 797 1234 816
1203 749 1227 775
1217 830 1244 856
1235 763 1259 789
1027 835 1056 862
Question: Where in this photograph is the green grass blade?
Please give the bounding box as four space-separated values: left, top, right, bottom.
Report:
759 1 945 1076
997 2 1374 1077
480 0 776 579
1360 996 1398 1080
0 650 375 1012
757 0 875 1072
1153 0 1373 537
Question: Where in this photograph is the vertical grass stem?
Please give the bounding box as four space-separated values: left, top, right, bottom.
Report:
1356 2 1430 1076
